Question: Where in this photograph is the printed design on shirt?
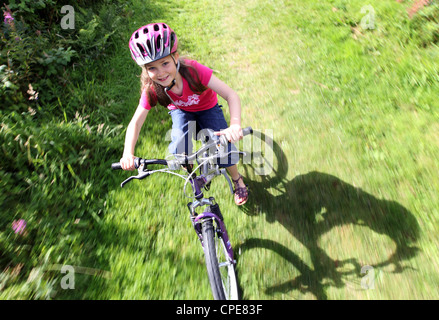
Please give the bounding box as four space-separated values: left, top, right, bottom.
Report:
173 94 200 107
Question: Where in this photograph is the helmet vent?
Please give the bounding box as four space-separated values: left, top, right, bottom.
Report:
154 24 159 31
143 28 148 34
146 39 153 54
170 33 176 47
163 31 168 45
156 35 162 49
134 32 139 39
136 43 146 56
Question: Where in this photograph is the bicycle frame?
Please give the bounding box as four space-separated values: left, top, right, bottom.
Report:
112 126 252 299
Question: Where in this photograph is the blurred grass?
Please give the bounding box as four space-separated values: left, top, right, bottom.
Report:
97 0 438 300
2 0 439 299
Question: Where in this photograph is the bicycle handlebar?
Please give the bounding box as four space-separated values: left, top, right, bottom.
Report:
111 158 167 170
111 126 253 171
218 126 253 146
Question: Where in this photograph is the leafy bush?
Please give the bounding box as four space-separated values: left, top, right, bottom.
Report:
1 0 129 299
0 108 124 298
1 0 125 114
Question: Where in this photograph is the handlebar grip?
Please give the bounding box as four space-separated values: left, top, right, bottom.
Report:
242 126 253 136
219 126 253 146
111 162 122 170
111 158 141 170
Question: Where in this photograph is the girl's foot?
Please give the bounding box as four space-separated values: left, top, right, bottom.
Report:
232 174 248 206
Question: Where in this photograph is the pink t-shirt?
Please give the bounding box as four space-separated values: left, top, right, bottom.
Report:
138 59 218 112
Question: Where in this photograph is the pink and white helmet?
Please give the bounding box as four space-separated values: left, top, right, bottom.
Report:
129 23 178 66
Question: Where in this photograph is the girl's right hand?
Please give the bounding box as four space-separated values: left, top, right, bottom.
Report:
120 154 136 171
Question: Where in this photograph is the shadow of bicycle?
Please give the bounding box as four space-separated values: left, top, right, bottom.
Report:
236 132 420 300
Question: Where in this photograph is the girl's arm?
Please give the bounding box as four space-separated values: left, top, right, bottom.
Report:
207 74 243 143
120 105 149 170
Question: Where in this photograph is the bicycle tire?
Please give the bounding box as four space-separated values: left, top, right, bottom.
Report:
202 219 239 300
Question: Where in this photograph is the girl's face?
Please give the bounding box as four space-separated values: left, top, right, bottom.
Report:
145 54 179 87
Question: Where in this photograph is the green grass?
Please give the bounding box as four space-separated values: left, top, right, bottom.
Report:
97 0 439 299
2 0 439 299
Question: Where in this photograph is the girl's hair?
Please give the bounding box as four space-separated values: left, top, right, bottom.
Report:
140 55 208 107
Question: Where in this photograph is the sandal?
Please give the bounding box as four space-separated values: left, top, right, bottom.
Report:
232 174 249 206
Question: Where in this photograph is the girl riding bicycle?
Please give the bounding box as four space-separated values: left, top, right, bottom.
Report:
120 23 248 206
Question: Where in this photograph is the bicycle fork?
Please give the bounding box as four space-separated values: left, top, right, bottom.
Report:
187 198 235 264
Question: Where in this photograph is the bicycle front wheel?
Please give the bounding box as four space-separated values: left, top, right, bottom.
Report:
202 219 239 300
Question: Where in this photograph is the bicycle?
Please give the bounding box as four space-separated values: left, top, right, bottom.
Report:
111 126 253 300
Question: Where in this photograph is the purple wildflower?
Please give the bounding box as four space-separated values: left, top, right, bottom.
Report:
3 10 14 25
12 219 27 235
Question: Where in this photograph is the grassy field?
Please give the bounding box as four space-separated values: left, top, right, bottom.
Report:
90 0 438 300
3 0 439 300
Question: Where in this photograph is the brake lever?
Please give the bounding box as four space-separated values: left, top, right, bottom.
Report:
120 166 152 188
221 169 235 195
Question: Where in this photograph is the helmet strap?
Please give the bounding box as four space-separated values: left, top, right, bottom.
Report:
165 79 176 91
164 79 176 105
171 54 180 72
164 54 180 93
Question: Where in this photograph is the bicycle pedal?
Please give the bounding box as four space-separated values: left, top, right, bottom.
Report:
204 182 211 191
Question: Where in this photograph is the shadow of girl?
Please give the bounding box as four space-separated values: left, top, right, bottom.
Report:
238 134 420 299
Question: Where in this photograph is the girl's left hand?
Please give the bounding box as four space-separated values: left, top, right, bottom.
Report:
214 124 243 144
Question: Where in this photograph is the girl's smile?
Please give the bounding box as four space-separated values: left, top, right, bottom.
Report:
158 75 170 83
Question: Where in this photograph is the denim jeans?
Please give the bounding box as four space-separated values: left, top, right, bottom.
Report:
168 104 238 168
